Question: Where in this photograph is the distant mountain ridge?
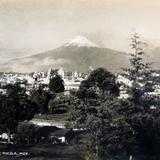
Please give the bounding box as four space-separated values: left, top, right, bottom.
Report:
0 36 159 73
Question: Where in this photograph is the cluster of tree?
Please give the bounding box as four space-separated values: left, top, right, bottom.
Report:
0 73 65 143
30 85 51 114
67 33 160 160
48 94 71 114
31 74 65 114
76 68 119 101
0 82 38 142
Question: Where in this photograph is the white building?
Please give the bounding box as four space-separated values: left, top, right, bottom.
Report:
58 67 65 79
56 67 86 94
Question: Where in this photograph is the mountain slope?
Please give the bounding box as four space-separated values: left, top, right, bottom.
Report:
1 36 159 73
0 45 130 73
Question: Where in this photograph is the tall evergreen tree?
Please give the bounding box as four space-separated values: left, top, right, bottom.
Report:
123 32 157 108
120 33 160 160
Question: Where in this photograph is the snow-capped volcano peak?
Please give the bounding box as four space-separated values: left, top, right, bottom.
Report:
65 36 99 47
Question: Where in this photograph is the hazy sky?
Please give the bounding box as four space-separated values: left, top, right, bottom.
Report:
0 0 160 63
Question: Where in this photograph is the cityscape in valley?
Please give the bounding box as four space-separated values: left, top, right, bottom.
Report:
1 1 160 160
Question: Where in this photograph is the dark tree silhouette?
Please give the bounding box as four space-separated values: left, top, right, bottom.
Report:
77 68 120 101
30 85 51 114
49 75 64 93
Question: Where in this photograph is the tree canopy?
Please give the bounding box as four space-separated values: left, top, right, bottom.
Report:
67 68 121 160
49 75 65 93
0 83 38 142
77 68 120 101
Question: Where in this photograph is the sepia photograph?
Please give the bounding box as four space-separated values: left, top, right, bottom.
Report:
0 0 159 160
